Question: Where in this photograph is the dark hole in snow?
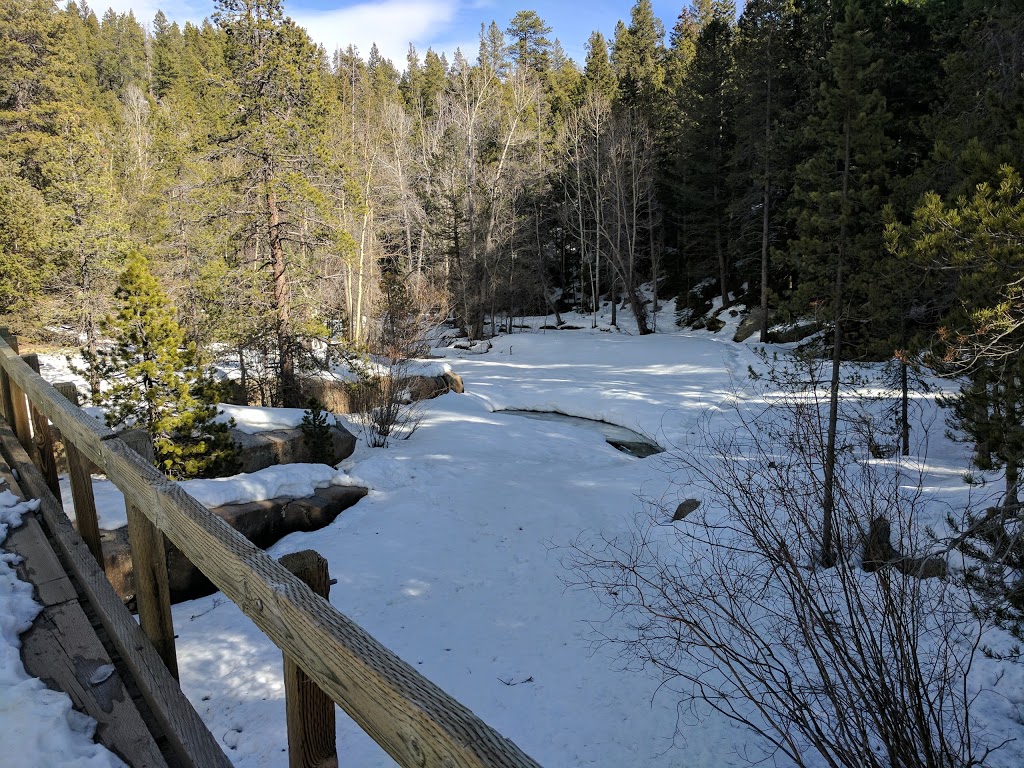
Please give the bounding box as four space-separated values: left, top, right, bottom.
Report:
500 410 663 458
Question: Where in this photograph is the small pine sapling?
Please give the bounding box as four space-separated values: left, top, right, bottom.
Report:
85 251 238 479
301 398 335 465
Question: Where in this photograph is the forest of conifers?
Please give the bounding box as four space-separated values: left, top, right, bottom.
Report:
0 0 1021 409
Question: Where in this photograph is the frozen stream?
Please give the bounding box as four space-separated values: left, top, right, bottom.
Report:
499 409 664 458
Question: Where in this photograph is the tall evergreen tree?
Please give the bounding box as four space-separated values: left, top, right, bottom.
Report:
611 0 665 114
506 10 552 75
213 0 330 407
787 0 893 564
671 11 736 306
730 0 798 340
581 31 616 101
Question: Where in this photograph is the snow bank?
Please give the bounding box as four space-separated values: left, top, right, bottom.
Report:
215 404 321 434
0 485 126 767
59 476 127 530
178 464 356 508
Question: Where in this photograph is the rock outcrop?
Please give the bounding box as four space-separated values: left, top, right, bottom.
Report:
103 484 368 604
230 424 357 474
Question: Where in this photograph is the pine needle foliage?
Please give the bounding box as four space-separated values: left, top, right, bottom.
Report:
300 397 334 465
88 251 237 479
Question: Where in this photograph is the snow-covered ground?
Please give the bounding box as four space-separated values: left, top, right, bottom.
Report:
29 300 1024 766
0 486 125 767
163 314 1024 768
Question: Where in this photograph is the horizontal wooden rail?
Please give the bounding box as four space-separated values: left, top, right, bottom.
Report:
0 336 541 768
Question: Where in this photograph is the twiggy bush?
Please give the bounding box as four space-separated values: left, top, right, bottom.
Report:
568 358 998 767
348 270 446 447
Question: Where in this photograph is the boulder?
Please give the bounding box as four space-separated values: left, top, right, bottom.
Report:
301 371 464 415
673 499 701 521
230 424 356 474
102 484 368 604
771 320 822 344
733 309 768 343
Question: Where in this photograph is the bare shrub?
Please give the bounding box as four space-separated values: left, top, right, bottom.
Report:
348 269 448 448
567 357 999 767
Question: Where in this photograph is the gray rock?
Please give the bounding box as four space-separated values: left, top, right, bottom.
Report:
102 485 368 604
230 424 357 473
733 309 768 343
673 499 700 521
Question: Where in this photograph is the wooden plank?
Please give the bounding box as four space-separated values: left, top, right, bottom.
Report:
0 334 541 768
20 602 172 768
6 513 80 608
23 354 63 502
0 456 77 608
280 551 338 768
54 383 104 568
121 430 178 680
0 418 233 768
0 454 169 768
3 336 34 459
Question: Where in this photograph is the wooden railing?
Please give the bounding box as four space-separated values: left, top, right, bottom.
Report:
0 331 541 768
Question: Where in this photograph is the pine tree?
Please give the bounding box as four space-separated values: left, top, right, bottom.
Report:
611 0 665 114
671 11 736 306
581 32 616 101
91 251 237 479
787 0 893 564
506 10 552 75
730 0 798 340
898 167 1024 502
0 159 51 328
213 0 330 407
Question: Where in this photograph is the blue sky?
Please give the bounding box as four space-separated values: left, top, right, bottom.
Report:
98 0 690 68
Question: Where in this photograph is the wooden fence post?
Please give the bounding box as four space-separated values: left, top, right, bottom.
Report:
54 383 104 569
280 550 338 768
0 333 33 458
22 354 62 502
0 328 13 424
121 429 178 680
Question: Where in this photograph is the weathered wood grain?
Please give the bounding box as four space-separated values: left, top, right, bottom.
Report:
54 382 104 568
0 418 233 768
0 328 14 423
23 354 62 501
3 337 35 459
121 429 178 680
0 335 542 768
281 551 338 768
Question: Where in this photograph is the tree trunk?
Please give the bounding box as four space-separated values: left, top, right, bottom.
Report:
759 47 773 343
901 358 910 456
609 276 617 328
628 288 651 335
821 112 853 568
266 179 297 407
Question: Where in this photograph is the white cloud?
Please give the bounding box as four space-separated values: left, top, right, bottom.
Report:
290 0 458 66
90 0 210 29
